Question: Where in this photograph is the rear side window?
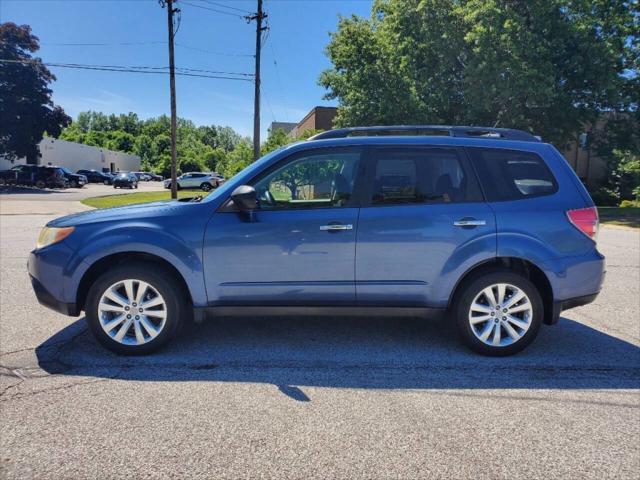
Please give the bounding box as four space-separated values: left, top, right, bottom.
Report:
369 147 482 205
467 148 558 201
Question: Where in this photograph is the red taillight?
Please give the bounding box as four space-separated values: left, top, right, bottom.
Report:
567 207 598 241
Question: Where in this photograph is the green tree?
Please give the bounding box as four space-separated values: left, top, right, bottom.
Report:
320 0 638 146
0 22 70 161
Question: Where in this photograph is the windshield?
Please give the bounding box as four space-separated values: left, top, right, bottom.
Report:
60 168 72 174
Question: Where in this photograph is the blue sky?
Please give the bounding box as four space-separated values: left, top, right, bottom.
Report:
1 0 372 138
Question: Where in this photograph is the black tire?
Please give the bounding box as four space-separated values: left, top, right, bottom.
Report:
85 263 187 355
176 183 182 191
70 179 78 188
0 178 6 186
35 180 46 189
453 270 543 356
104 180 109 185
200 182 212 192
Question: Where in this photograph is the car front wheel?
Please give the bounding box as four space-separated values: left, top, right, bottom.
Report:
454 271 542 356
200 182 212 192
85 263 186 355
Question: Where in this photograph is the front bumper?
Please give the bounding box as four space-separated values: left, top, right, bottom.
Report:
28 243 80 317
30 275 80 316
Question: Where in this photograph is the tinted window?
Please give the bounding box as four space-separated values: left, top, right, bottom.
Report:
252 149 361 210
468 148 557 201
369 147 481 205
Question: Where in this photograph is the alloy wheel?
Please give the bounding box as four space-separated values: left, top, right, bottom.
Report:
468 283 533 347
98 279 167 346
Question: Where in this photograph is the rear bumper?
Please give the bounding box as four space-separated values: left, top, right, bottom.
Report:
548 291 600 325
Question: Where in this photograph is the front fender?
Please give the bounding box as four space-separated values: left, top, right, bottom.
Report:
63 224 207 307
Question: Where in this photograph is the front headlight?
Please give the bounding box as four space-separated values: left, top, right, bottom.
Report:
36 226 75 249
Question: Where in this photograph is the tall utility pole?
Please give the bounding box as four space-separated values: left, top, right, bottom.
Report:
161 0 179 199
247 0 267 160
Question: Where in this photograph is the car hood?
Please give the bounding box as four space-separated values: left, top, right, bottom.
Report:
48 201 188 227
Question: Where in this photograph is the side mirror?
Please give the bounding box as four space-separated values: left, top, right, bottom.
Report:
230 185 257 211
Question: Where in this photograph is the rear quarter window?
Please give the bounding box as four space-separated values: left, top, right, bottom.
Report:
467 148 558 201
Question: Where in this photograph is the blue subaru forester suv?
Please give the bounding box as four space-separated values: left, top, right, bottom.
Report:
28 126 604 356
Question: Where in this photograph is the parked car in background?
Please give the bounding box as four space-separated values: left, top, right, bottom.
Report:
113 172 139 189
163 172 223 191
132 172 153 181
77 169 114 185
56 167 87 188
28 125 604 356
0 164 67 189
147 173 163 181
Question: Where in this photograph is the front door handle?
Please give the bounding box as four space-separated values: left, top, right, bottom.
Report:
320 224 353 232
453 219 486 227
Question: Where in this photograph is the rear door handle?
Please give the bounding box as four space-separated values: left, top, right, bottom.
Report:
453 219 486 227
320 224 353 232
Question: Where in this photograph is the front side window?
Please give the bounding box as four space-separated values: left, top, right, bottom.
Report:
252 149 361 210
467 148 558 201
369 147 481 205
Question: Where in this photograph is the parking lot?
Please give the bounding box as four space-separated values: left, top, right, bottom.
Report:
0 182 166 215
0 194 638 479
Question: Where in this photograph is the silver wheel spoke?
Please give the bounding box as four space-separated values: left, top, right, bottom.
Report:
123 280 135 304
102 314 126 332
104 289 128 307
135 281 149 304
141 296 164 309
99 303 124 313
471 302 492 314
504 290 526 309
470 314 491 325
133 320 145 345
144 309 166 319
506 315 529 330
492 322 502 345
496 284 506 305
479 321 495 342
114 318 134 342
140 316 160 339
482 287 498 308
502 321 521 341
508 302 530 314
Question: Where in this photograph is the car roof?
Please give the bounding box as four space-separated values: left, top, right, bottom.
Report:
281 135 552 155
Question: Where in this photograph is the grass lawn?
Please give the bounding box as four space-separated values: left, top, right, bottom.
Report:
81 190 209 209
597 207 639 229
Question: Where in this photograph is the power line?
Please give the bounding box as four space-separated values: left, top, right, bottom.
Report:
175 42 254 57
180 0 246 18
0 59 254 81
197 0 252 15
18 39 254 57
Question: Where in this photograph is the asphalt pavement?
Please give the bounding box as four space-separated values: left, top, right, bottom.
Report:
0 196 638 479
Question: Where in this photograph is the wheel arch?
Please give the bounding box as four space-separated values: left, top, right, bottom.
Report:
448 257 555 325
76 252 192 313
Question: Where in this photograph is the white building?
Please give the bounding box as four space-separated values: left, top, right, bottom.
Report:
0 138 141 173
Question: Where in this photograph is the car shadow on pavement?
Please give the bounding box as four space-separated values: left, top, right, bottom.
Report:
36 315 640 398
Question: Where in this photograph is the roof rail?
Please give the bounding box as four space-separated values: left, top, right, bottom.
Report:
308 125 541 142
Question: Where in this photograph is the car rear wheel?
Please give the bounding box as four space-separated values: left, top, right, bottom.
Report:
200 182 212 192
85 263 186 355
35 180 46 189
70 179 78 188
0 178 6 186
454 271 542 356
